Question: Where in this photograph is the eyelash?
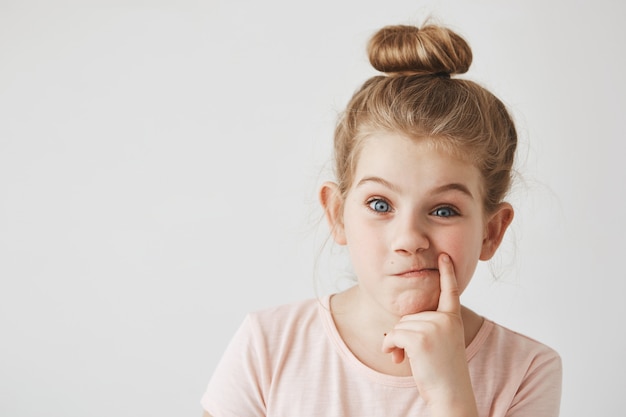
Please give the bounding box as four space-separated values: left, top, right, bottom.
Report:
430 206 460 218
366 198 460 218
366 197 392 214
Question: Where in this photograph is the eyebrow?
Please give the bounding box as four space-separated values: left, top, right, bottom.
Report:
356 176 475 199
432 183 475 199
356 176 400 192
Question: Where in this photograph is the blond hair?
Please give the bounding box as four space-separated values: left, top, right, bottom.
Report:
333 24 517 214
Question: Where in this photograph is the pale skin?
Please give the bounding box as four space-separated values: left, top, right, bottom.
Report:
202 132 513 417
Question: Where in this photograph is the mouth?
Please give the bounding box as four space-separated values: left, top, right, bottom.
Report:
394 268 439 278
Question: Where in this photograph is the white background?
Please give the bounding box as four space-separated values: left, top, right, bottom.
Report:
1 1 624 416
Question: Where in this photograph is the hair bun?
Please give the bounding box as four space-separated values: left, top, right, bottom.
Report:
367 24 472 76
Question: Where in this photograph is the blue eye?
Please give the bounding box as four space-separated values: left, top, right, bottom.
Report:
368 198 391 213
431 206 458 217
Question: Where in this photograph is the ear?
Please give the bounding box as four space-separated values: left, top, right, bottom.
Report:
479 202 514 261
319 181 347 245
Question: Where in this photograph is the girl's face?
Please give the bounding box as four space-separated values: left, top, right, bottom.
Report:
327 132 510 318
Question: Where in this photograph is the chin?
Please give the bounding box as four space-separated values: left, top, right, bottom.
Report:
390 292 439 317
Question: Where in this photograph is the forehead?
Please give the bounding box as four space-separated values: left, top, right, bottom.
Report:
353 132 483 195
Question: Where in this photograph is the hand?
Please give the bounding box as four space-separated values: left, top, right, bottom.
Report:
381 253 478 415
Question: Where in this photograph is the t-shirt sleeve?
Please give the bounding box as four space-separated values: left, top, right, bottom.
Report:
201 314 269 417
506 348 563 417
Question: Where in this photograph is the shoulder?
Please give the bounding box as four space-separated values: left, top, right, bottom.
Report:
243 297 328 343
210 297 330 374
471 319 562 382
469 320 562 415
202 296 334 416
488 321 561 363
234 296 335 374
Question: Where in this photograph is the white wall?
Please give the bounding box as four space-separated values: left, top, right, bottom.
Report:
1 1 624 416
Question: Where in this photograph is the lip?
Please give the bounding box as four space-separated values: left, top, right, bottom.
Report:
394 268 439 278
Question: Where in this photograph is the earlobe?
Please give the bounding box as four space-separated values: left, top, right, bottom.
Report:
479 203 514 260
319 181 347 245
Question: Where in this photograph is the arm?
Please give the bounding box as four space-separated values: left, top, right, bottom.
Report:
200 315 268 417
506 351 562 417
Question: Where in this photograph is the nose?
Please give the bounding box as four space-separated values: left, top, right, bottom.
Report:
392 213 430 255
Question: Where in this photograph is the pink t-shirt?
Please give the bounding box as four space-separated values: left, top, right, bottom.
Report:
201 295 561 417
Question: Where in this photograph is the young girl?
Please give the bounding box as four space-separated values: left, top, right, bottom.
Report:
200 22 562 417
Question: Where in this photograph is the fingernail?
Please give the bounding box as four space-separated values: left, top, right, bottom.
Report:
442 254 450 263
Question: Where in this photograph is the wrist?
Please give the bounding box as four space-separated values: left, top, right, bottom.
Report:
428 401 478 417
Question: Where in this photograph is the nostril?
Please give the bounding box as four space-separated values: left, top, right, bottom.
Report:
395 247 419 255
393 238 429 254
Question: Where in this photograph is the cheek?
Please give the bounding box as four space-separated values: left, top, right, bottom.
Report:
343 204 381 249
439 228 484 291
343 217 389 271
345 223 383 258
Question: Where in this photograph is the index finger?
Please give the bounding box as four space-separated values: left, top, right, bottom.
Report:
436 253 461 313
